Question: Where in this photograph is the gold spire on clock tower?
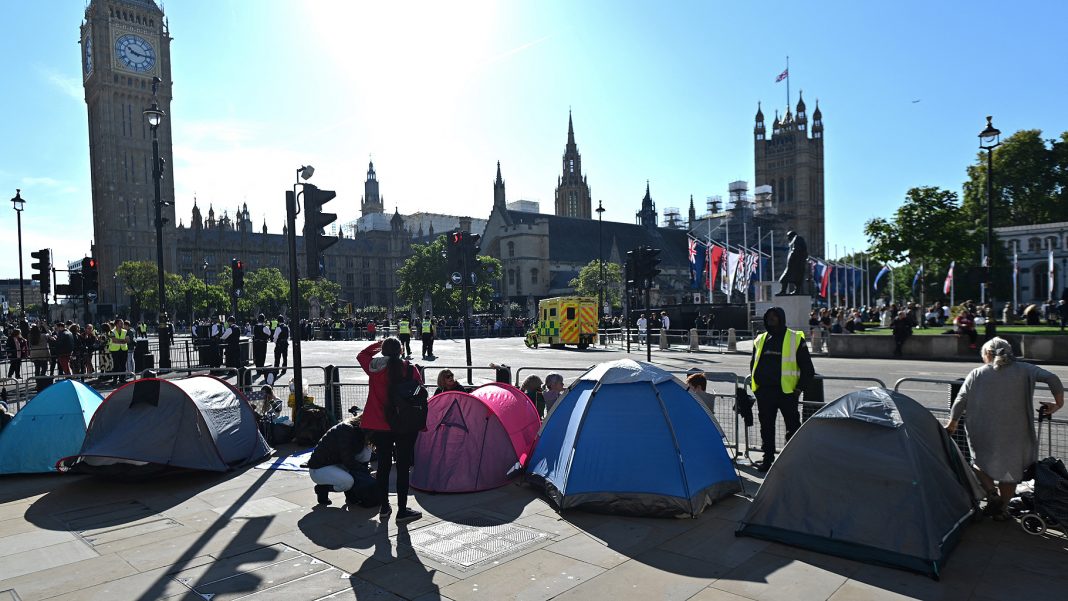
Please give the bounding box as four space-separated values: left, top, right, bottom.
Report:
81 0 176 305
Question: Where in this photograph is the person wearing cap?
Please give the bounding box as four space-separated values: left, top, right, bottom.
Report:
750 306 815 472
947 337 1064 520
272 315 290 377
252 313 271 379
220 316 242 369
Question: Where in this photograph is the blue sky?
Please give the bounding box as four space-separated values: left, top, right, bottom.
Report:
2 0 1067 279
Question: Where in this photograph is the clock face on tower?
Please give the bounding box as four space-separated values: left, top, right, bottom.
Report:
114 33 156 73
83 33 94 78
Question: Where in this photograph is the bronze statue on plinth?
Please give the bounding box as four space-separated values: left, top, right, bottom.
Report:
777 231 808 296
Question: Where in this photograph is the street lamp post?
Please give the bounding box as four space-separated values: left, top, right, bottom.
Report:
288 165 315 425
979 115 1001 337
10 189 26 319
143 77 167 321
596 200 605 327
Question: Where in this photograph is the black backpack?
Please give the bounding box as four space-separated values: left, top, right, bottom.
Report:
294 405 331 446
387 364 429 433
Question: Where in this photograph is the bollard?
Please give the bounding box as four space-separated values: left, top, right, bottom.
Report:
801 376 825 422
811 328 823 354
659 329 668 350
688 328 699 352
325 364 341 423
727 328 737 352
948 379 970 461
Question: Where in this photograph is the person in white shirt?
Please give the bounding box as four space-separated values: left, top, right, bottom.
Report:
636 314 648 347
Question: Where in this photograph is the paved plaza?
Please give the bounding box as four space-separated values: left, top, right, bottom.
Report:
1 339 1066 600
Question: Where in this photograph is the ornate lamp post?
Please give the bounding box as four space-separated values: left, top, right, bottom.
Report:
10 189 25 319
979 115 1001 336
143 77 167 320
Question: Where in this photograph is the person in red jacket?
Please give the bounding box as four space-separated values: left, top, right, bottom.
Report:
358 337 423 524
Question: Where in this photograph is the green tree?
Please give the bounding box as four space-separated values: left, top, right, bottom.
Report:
180 274 229 319
115 261 160 313
568 260 623 307
299 278 342 316
961 129 1068 228
864 186 984 302
396 235 502 314
245 268 290 317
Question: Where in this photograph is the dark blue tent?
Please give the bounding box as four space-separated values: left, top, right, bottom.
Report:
527 359 739 517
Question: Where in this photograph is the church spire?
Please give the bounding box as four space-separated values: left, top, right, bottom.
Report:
637 181 658 229
567 110 575 147
688 194 696 224
493 160 507 210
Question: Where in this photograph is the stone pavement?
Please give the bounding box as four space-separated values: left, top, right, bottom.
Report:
1 446 1066 601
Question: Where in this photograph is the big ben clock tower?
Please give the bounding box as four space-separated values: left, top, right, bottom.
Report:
81 0 176 305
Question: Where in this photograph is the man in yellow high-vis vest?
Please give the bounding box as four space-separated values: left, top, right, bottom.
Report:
750 306 815 472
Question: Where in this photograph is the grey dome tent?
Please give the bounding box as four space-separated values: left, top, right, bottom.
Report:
737 388 984 579
59 375 272 476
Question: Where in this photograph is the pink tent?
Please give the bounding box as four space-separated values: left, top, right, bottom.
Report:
411 382 541 493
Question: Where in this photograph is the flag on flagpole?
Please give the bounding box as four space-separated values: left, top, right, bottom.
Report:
1013 250 1019 304
707 244 724 291
873 265 890 290
720 250 734 295
687 237 706 289
821 263 832 298
943 261 955 295
912 264 924 294
1050 249 1056 300
775 68 788 82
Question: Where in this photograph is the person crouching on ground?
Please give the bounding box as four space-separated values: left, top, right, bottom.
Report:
307 412 375 507
357 337 423 524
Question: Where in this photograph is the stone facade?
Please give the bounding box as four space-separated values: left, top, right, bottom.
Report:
82 0 177 303
995 221 1068 304
753 93 825 258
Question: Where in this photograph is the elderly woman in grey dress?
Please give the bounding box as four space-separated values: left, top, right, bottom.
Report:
946 337 1064 519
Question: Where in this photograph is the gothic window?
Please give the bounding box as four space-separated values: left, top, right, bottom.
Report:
507 241 515 257
569 159 574 174
362 273 371 286
1028 237 1042 252
508 269 515 285
362 258 370 269
531 268 538 285
1047 236 1060 250
787 177 794 204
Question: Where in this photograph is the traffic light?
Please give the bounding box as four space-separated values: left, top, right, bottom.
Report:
641 247 662 287
232 258 245 296
625 249 641 288
303 184 338 278
445 230 465 284
31 248 51 294
464 233 481 277
82 257 98 295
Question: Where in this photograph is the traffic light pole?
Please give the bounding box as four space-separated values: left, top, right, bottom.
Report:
461 247 473 384
286 190 305 427
645 286 652 363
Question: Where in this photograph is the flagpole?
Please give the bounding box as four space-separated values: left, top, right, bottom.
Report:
770 230 776 294
980 244 986 304
889 265 895 307
951 263 955 308
785 55 790 110
1013 248 1018 311
920 262 925 329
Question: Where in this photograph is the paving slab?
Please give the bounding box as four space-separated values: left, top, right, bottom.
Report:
439 549 604 601
43 558 213 601
553 549 725 601
359 557 459 599
0 554 138 601
709 551 853 601
0 539 99 581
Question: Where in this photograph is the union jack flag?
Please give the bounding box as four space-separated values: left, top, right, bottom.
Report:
775 68 788 82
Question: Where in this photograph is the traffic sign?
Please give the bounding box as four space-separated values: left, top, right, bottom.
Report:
451 272 462 285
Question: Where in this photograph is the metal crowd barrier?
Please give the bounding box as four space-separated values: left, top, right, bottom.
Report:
894 377 1066 461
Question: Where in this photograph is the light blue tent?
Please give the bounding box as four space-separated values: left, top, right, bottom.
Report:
0 380 103 474
527 359 740 517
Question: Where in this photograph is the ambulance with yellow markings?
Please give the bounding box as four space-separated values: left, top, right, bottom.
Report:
534 296 598 349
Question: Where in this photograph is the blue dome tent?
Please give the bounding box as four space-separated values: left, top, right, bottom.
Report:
527 359 740 517
0 380 103 474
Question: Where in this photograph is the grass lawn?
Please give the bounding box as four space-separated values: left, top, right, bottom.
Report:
855 325 1068 336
